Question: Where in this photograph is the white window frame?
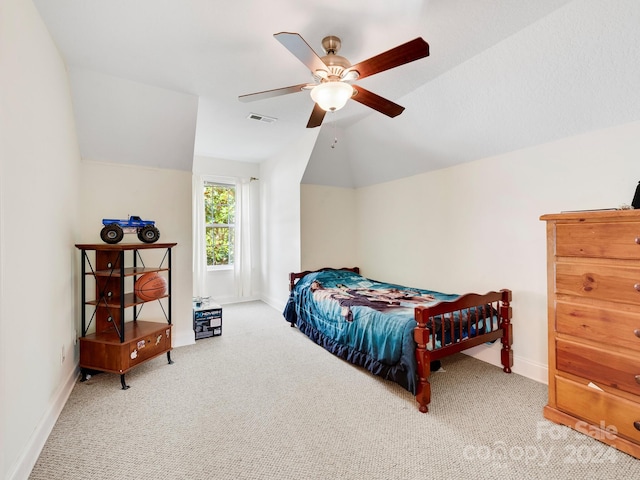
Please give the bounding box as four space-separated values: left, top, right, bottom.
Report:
204 180 236 271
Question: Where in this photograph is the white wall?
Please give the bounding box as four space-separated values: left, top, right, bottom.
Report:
0 1 81 478
260 131 319 310
300 120 640 384
192 156 261 304
77 161 194 348
300 184 358 271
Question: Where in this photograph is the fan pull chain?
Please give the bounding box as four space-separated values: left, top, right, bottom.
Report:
331 121 338 149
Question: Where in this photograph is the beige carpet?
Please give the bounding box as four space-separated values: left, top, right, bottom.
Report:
29 301 640 479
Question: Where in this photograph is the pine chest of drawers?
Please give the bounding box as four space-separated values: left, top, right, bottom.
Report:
541 210 640 459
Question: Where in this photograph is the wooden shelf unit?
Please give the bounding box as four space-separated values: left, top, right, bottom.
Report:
75 242 177 389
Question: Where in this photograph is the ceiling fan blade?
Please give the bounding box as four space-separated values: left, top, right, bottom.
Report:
346 38 429 81
274 32 328 74
238 83 310 103
351 86 405 118
306 103 326 128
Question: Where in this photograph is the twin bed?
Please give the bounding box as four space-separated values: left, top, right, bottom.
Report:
284 267 513 413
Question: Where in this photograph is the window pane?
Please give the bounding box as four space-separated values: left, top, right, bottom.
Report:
213 226 229 265
204 186 215 224
204 183 236 266
205 226 214 266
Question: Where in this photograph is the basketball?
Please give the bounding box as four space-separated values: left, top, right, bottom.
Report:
134 272 167 301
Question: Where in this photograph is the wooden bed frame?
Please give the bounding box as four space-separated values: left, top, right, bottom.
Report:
288 267 513 413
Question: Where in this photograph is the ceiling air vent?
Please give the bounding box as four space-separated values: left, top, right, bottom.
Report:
247 113 277 124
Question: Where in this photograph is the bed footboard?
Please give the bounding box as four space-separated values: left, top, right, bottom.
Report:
413 289 513 413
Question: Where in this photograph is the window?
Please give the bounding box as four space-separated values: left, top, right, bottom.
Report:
204 183 235 267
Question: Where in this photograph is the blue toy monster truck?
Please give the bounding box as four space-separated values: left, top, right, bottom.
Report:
100 216 160 244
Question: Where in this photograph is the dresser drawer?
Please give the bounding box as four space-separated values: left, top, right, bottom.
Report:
556 262 640 306
556 339 640 396
556 376 640 444
129 326 171 366
556 301 640 351
556 222 640 259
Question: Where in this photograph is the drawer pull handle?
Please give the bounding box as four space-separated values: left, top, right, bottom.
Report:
635 329 640 338
636 375 640 385
635 421 640 432
636 237 640 245
636 284 640 292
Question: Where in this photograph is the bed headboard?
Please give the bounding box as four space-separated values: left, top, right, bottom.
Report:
288 267 360 291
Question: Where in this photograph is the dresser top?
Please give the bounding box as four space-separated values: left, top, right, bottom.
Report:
540 209 640 222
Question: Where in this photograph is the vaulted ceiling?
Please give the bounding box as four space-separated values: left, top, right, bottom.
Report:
34 1 640 187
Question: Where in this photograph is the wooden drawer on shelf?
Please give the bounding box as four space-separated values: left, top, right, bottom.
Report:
556 222 640 259
555 375 640 444
556 301 640 351
129 325 172 367
556 338 640 397
556 262 640 306
80 321 171 374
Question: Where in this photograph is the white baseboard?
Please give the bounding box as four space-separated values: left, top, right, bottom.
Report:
211 294 262 305
7 366 79 480
173 328 196 348
260 294 286 312
463 343 548 385
218 297 261 305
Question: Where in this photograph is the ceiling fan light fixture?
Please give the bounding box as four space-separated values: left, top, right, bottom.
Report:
341 69 359 82
310 82 354 112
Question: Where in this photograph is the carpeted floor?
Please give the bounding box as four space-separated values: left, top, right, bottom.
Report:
29 301 640 479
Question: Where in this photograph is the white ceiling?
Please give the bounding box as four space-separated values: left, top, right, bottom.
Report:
33 0 640 187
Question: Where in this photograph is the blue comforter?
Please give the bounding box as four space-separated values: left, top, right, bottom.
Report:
283 269 463 394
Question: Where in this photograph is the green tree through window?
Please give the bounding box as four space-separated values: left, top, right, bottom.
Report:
204 183 235 266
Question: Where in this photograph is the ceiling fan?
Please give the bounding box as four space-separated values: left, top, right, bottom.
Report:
239 32 430 128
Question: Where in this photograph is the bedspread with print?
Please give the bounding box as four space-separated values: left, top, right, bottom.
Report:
283 269 493 394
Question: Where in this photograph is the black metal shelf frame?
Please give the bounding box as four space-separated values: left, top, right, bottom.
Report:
79 246 173 343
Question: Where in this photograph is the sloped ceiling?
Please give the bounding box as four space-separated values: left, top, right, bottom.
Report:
33 1 640 186
69 69 199 170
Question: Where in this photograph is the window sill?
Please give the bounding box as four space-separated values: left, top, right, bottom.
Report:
208 265 234 272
